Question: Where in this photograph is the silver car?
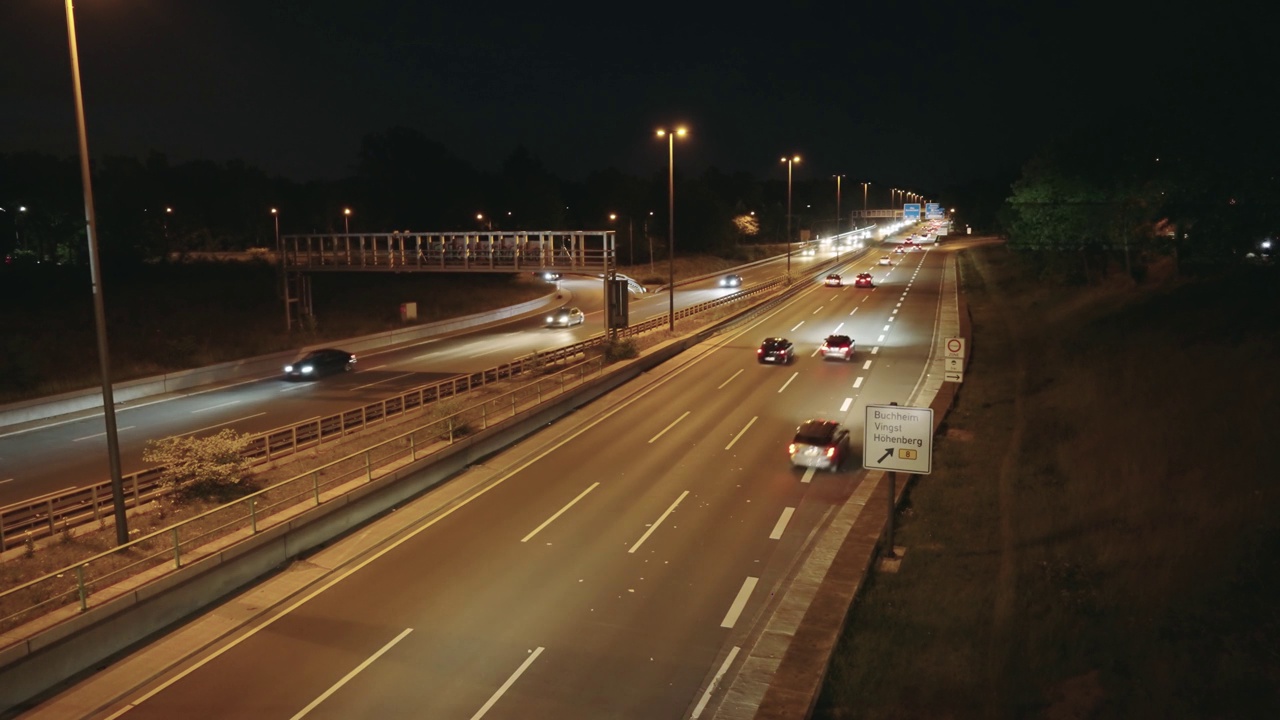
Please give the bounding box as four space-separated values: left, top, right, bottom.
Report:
789 419 850 471
546 307 585 327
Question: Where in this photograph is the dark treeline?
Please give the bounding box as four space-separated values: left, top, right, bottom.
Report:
0 127 903 267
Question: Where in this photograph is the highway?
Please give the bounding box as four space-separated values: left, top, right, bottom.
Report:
27 241 946 719
0 250 849 507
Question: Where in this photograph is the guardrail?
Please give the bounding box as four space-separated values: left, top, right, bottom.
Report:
0 276 788 552
284 229 615 273
0 356 610 634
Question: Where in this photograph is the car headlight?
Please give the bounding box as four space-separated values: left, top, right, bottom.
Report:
284 364 294 372
301 365 314 374
547 316 554 323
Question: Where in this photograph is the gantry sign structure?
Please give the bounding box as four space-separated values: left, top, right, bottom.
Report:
279 229 618 329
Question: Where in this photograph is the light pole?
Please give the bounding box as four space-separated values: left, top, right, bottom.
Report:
343 207 352 234
65 0 128 544
832 174 845 236
657 127 687 331
645 211 655 275
781 155 800 284
861 181 870 216
609 213 635 267
272 208 290 331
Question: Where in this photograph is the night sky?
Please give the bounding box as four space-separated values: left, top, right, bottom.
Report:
2 0 1267 194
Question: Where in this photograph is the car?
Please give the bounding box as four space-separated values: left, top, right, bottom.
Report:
825 273 842 287
800 247 816 257
538 271 562 282
284 348 356 380
546 307 585 327
719 273 743 288
757 337 795 364
854 272 874 288
893 246 907 254
819 334 855 361
878 256 892 266
789 419 850 471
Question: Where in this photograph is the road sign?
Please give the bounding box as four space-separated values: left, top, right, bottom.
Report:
944 337 965 358
863 404 933 474
944 357 963 372
944 370 964 383
925 202 943 220
903 203 921 221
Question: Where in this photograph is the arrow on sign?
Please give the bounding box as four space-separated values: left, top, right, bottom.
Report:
878 448 894 463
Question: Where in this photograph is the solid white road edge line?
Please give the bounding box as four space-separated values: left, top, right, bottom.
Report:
717 369 743 390
628 490 689 554
649 411 691 444
469 647 546 720
288 627 413 720
178 412 268 438
691 646 741 719
521 482 601 543
777 372 799 394
720 577 759 628
191 400 241 414
769 508 795 540
724 416 758 451
72 427 135 442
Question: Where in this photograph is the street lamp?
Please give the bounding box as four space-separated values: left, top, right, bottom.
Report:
781 155 800 283
272 208 289 331
343 207 352 234
65 0 128 543
861 181 870 216
657 127 687 331
609 212 635 266
832 174 845 237
645 211 655 275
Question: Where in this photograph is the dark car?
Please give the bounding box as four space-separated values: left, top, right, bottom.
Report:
819 334 855 361
825 273 842 287
757 337 795 364
284 348 356 380
789 419 850 471
854 272 874 288
719 273 743 288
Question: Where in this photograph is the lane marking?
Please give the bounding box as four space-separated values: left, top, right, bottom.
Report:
56 485 78 494
769 508 795 540
351 372 415 391
812 307 822 315
882 325 891 332
839 397 852 412
877 334 886 342
891 309 898 315
72 427 134 442
863 360 873 370
896 302 902 308
521 482 600 543
831 322 844 333
289 628 413 720
724 416 758 451
279 383 309 393
356 364 388 373
848 307 858 316
888 316 895 322
801 467 816 484
469 647 546 720
649 411 691 444
628 490 689 554
854 377 864 388
691 646 741 718
0 478 12 485
191 400 241 414
720 577 759 628
789 321 804 332
872 346 880 354
178 413 268 437
777 372 799 393
810 346 822 358
717 369 743 390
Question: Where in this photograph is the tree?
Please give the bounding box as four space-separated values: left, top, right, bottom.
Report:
143 429 255 499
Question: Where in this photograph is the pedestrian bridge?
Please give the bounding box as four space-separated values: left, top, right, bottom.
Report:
282 230 615 273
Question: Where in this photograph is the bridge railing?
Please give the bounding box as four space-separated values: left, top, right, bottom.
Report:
283 230 616 272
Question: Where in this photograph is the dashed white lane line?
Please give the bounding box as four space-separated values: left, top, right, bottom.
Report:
191 400 241 414
882 325 891 332
854 377 865 388
790 321 805 332
469 647 546 720
691 646 741 718
812 306 822 315
720 577 759 628
179 412 267 438
769 508 796 540
832 322 844 334
649 411 691 444
356 364 387 373
717 369 743 389
724 416 758 451
628 490 689 554
872 346 880 354
1 478 14 485
878 334 886 342
72 427 135 442
279 383 308 393
863 360 873 370
289 628 413 720
849 307 858 315
840 397 853 412
777 372 799 393
801 467 817 484
521 482 600 543
351 372 415 391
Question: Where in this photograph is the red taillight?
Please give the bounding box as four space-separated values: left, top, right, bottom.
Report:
788 443 797 454
825 446 836 458
757 348 764 354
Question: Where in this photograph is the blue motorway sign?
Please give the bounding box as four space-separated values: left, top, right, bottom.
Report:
903 203 921 220
925 202 943 220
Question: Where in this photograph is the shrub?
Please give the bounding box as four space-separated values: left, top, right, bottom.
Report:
143 428 255 501
604 338 639 361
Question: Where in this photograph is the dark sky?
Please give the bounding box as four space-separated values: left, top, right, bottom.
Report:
1 0 1265 194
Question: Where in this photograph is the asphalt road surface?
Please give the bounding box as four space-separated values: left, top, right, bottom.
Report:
27 241 946 719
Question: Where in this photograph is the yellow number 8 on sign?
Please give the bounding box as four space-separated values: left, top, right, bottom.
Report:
897 449 918 460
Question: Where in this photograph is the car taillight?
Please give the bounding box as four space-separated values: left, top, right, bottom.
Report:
825 446 836 458
788 443 797 454
757 348 763 354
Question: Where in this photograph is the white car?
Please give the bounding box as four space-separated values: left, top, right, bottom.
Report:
878 256 892 266
546 307 585 327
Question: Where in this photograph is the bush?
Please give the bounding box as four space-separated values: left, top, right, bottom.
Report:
143 428 255 500
604 338 639 361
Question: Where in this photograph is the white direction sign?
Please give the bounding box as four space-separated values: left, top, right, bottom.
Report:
944 357 963 372
944 371 964 383
944 337 965 358
863 404 933 474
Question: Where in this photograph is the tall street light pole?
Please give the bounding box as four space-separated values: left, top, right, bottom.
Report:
832 174 845 236
861 181 870 216
65 0 128 544
273 208 290 332
781 155 800 284
343 207 352 234
657 127 687 331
